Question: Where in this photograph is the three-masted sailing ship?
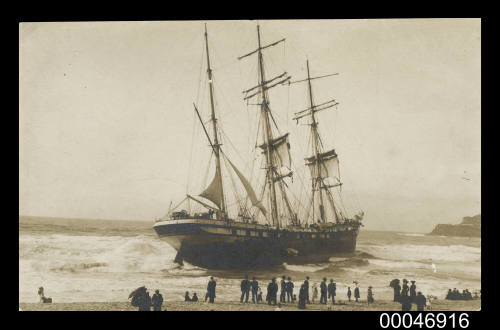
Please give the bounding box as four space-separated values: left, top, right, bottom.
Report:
153 24 364 269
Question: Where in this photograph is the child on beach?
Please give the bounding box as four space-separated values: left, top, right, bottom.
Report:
312 284 318 303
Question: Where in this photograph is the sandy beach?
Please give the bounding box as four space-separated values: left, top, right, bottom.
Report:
19 299 480 311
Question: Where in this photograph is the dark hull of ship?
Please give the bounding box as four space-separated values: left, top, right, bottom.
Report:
153 218 359 269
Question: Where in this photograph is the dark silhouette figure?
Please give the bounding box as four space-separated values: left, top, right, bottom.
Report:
400 295 412 311
192 293 198 302
185 291 191 302
280 276 287 303
130 287 151 311
445 289 452 300
401 279 409 298
347 287 352 302
298 284 307 309
207 277 216 303
286 277 294 303
354 286 360 302
267 278 278 305
257 289 263 303
415 292 426 311
410 281 417 302
139 291 152 311
367 286 374 304
304 276 310 304
327 279 336 305
240 275 251 303
251 277 259 303
393 280 401 302
320 278 327 304
152 289 163 311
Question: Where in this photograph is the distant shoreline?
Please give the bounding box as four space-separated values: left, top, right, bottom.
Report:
19 299 480 311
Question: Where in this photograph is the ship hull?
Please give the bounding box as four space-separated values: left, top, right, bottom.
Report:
154 218 359 269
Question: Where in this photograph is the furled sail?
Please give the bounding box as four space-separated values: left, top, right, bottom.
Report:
199 167 223 209
227 159 267 215
305 149 340 181
258 133 292 169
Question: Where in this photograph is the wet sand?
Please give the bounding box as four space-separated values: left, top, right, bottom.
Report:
19 299 480 311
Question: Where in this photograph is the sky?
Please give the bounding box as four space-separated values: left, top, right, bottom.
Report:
19 19 481 232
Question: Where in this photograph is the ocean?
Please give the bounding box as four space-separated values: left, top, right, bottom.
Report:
19 216 481 303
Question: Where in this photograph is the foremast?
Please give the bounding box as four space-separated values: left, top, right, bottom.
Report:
204 24 226 219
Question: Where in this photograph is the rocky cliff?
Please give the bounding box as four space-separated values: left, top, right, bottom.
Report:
429 214 481 237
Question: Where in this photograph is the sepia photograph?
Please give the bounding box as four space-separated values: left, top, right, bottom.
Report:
19 19 481 312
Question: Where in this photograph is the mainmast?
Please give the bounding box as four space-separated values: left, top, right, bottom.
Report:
238 25 290 228
204 24 226 219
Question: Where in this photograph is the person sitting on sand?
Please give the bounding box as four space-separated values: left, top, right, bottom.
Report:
257 287 263 303
37 286 53 303
191 292 198 302
185 291 191 302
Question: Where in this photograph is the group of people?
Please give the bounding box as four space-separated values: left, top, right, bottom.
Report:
445 288 477 300
184 292 199 302
239 275 371 309
390 279 427 311
130 287 164 311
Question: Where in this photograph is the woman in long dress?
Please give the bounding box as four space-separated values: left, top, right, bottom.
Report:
298 284 307 309
312 284 318 304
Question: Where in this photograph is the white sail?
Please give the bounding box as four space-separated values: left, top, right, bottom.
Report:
305 149 340 181
226 159 267 216
199 167 223 209
258 133 292 169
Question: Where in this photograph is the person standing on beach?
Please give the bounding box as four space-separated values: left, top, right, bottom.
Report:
207 276 216 303
401 279 409 298
152 289 163 311
354 285 360 302
367 286 374 304
393 279 401 302
410 281 417 302
327 279 336 305
267 278 278 305
415 292 426 311
312 284 318 303
347 287 352 302
298 284 307 309
139 290 152 311
286 277 294 303
280 276 287 303
251 277 259 303
304 276 310 304
320 278 327 304
240 275 251 303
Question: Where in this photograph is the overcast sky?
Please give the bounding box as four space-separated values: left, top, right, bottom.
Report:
19 19 481 232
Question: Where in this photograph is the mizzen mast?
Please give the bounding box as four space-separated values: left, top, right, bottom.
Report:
291 60 341 224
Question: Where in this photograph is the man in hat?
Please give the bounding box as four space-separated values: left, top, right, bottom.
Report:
251 277 259 303
207 276 216 303
280 275 287 303
320 277 327 304
240 274 251 303
410 280 417 302
415 291 426 311
286 277 294 303
327 279 336 305
401 279 409 298
304 276 310 304
151 289 163 311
